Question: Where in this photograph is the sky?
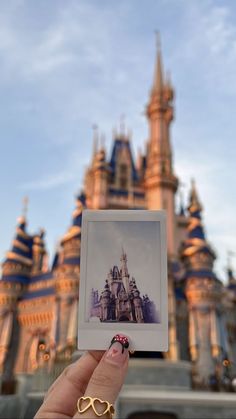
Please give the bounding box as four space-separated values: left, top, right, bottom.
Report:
86 221 161 321
0 0 236 280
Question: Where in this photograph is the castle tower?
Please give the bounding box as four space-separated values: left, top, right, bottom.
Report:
145 36 178 257
84 129 110 209
0 213 33 391
120 247 130 293
54 193 83 355
15 228 55 374
132 285 144 323
181 181 228 389
100 280 111 321
31 229 48 275
93 144 110 209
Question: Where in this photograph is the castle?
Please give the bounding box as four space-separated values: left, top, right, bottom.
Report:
90 249 159 323
1 38 236 404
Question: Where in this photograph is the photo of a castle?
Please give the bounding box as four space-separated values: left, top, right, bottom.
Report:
90 249 159 323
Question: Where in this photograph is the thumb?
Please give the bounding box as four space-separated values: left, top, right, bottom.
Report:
75 334 129 419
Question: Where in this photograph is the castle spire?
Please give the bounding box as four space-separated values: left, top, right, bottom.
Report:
181 182 225 388
92 124 99 158
59 192 86 265
153 31 163 93
145 34 178 257
1 207 33 282
120 247 129 293
32 228 48 274
181 181 215 263
188 179 202 213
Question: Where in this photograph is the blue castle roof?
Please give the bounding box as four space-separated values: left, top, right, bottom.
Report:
72 192 86 228
57 192 86 267
181 181 216 281
110 138 139 182
181 181 215 260
2 216 33 284
61 193 85 245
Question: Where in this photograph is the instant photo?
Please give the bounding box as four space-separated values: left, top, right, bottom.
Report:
78 210 168 352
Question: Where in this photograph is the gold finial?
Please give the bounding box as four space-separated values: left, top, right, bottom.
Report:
100 133 106 150
120 114 126 136
39 227 45 238
92 124 99 155
190 178 196 196
189 178 202 211
153 30 163 92
17 196 28 226
22 196 29 218
190 178 197 198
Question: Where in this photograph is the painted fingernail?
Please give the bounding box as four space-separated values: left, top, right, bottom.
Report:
105 334 129 366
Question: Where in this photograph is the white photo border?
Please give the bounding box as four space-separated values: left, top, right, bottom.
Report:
78 210 168 352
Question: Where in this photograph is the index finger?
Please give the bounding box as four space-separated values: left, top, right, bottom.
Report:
35 350 104 419
75 334 130 419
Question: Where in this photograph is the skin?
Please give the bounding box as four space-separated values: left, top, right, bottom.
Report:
35 339 129 419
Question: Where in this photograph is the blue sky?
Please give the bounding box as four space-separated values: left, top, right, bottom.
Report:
0 0 236 280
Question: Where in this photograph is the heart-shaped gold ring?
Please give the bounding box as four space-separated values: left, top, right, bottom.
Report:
77 396 115 418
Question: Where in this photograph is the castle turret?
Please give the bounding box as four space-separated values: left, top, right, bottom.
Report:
54 193 84 355
84 128 110 209
93 144 110 209
32 229 48 275
120 247 130 293
181 181 227 389
0 212 33 391
132 284 144 323
145 36 178 256
144 38 179 361
100 280 111 321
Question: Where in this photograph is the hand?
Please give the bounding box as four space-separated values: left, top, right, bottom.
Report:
35 334 130 419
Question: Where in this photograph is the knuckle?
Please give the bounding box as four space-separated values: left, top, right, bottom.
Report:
90 371 115 389
64 363 87 391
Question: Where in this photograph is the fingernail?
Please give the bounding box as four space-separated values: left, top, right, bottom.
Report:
105 334 129 366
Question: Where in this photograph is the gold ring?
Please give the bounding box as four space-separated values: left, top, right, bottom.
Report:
77 396 115 418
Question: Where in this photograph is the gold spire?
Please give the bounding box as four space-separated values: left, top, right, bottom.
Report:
22 196 28 218
153 31 163 92
189 179 202 212
92 124 99 156
17 196 28 225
